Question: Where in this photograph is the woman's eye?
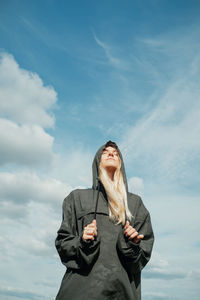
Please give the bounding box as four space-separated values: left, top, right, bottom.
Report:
102 151 118 156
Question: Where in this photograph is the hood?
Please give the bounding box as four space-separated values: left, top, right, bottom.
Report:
92 143 128 192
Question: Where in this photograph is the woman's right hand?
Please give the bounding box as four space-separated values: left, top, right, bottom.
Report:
82 220 97 241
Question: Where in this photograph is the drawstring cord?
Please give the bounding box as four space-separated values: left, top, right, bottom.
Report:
94 178 100 220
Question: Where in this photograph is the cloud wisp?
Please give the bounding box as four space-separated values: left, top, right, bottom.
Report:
120 33 200 185
93 33 129 71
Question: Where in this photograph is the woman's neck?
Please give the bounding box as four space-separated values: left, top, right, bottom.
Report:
105 167 116 181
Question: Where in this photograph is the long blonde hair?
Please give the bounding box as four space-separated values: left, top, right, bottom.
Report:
99 159 132 225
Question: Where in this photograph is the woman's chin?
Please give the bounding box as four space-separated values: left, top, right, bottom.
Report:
105 162 118 169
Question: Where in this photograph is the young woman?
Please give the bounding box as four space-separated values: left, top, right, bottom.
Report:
55 141 154 300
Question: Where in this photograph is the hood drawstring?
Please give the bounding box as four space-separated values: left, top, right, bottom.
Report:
94 178 100 220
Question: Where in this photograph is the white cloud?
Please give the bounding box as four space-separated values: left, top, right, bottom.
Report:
0 171 71 208
0 286 44 300
0 193 64 299
0 52 58 167
148 251 169 269
145 193 200 286
17 201 60 257
120 66 200 182
128 176 144 196
143 250 200 300
0 118 55 166
0 177 70 265
142 291 170 300
0 200 63 299
0 171 71 277
52 148 93 187
0 201 28 220
0 52 57 128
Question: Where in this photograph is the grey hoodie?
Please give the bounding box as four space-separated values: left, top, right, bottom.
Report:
55 144 154 300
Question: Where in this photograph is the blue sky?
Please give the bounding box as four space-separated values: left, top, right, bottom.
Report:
0 0 200 299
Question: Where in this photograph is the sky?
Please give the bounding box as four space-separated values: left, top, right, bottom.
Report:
0 0 200 299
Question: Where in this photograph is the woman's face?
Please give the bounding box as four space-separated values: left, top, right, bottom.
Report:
100 146 120 170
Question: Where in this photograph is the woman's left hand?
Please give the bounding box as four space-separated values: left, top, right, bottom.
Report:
124 221 144 244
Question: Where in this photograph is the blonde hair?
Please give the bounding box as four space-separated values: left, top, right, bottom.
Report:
99 159 132 225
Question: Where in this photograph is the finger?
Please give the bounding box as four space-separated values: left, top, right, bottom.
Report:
83 234 94 241
92 219 97 226
87 223 95 228
87 225 97 236
84 230 95 238
86 228 95 234
125 221 129 229
124 225 130 235
87 221 97 228
126 227 136 236
129 231 139 240
134 234 144 243
137 234 144 241
91 227 97 236
125 227 134 237
86 224 96 231
84 227 97 237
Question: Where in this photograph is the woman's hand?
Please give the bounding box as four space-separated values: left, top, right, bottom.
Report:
82 220 97 241
124 221 144 244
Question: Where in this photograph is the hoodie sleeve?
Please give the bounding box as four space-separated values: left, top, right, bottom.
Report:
55 191 100 270
117 198 154 275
